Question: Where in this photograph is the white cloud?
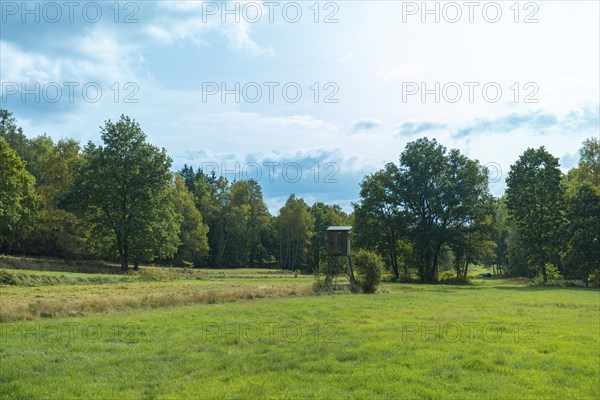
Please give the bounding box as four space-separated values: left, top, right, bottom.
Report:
145 2 272 55
0 41 61 84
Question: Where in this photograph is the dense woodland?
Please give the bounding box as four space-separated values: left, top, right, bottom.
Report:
1 110 598 285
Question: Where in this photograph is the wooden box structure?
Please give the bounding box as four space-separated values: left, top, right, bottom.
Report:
327 226 351 256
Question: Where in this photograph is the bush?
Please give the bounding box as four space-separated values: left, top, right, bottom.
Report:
353 250 383 293
0 269 18 285
545 263 563 281
437 270 456 281
588 269 600 288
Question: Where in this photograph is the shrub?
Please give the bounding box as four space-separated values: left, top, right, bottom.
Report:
437 270 456 281
313 261 333 293
0 269 18 285
588 269 600 288
545 263 563 281
353 250 383 293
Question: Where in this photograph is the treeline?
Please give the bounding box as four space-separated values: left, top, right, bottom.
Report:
1 109 598 285
353 137 599 286
0 110 348 271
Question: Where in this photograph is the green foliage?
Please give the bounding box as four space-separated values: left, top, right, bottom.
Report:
483 198 509 275
0 109 28 157
506 147 564 282
312 261 333 293
65 115 181 269
399 139 491 282
563 184 600 286
0 138 37 253
353 249 383 293
354 138 491 283
3 107 597 282
438 270 472 285
24 136 87 258
187 169 274 268
276 195 315 270
353 166 407 279
0 268 18 285
172 175 209 266
226 179 272 267
563 137 600 194
589 270 600 288
506 223 532 277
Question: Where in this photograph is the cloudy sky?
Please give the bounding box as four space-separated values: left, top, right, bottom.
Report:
1 0 599 213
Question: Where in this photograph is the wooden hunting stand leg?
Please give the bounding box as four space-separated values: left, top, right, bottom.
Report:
346 254 356 286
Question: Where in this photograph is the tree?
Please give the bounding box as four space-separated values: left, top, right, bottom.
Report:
276 195 315 270
505 223 532 277
577 137 600 188
564 137 600 196
66 115 181 270
172 174 209 266
353 166 407 279
449 194 496 278
564 184 600 286
218 179 271 267
506 147 564 282
0 139 37 254
396 138 490 282
0 109 28 158
193 174 228 267
25 137 86 259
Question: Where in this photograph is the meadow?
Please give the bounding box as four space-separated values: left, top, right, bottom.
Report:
0 260 598 399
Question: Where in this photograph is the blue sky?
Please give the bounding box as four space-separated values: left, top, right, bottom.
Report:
1 1 599 213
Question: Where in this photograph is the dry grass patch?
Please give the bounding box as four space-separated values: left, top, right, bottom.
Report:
0 281 316 322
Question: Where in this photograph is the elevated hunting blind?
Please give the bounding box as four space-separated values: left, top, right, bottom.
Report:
326 226 355 286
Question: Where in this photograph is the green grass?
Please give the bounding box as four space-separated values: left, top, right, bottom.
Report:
1 275 598 399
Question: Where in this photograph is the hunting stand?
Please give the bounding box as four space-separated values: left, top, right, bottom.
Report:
325 226 356 288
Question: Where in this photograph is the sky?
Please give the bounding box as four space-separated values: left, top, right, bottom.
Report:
1 0 599 213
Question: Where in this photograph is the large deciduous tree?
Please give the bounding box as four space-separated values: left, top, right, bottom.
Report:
353 138 490 282
66 115 181 270
397 138 490 282
506 147 564 283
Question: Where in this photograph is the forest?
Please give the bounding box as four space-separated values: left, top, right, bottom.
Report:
1 109 599 286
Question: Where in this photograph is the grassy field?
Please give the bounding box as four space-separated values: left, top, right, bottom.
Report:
0 266 311 322
0 263 598 399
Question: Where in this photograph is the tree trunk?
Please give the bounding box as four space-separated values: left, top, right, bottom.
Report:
430 243 442 282
120 256 128 271
7 228 16 255
391 258 399 280
541 264 547 283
